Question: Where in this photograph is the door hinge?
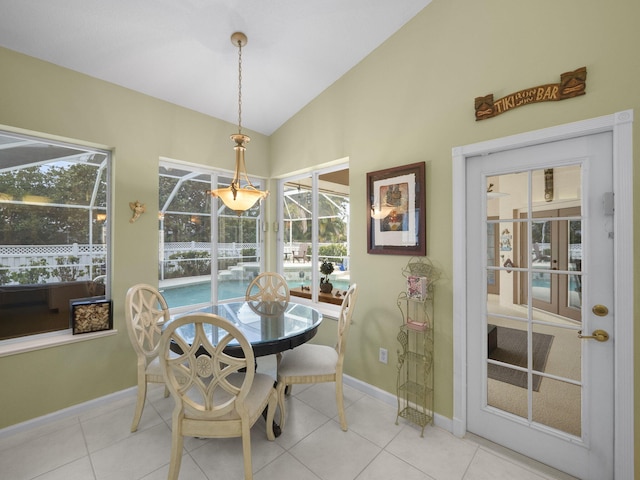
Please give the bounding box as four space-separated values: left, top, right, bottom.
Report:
603 192 614 216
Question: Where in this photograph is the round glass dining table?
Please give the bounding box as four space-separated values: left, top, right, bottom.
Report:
168 300 323 357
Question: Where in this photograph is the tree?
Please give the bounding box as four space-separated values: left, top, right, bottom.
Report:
0 162 106 245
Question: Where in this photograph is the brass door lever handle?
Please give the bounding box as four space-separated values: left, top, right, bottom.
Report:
577 329 610 342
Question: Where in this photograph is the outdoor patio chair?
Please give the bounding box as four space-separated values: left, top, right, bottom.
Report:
292 243 308 263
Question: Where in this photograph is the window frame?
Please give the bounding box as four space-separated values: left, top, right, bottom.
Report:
159 158 266 312
0 129 112 355
276 162 349 315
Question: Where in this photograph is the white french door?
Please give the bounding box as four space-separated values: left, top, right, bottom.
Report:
453 111 634 479
465 132 614 479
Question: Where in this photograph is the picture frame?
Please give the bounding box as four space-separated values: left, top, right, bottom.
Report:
367 161 426 255
70 297 113 334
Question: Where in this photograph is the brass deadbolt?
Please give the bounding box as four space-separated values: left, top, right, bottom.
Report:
592 304 609 316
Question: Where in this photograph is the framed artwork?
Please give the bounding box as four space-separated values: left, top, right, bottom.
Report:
367 161 426 256
70 298 113 334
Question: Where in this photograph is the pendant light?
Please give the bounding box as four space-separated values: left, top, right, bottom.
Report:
210 32 269 215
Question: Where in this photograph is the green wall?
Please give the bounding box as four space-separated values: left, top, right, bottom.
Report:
0 47 270 428
269 0 640 474
0 0 639 475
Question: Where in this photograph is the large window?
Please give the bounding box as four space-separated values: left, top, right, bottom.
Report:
0 131 110 342
278 164 350 307
159 161 265 309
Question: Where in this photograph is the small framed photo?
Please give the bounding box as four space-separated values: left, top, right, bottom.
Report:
71 298 113 334
407 275 428 300
367 161 426 256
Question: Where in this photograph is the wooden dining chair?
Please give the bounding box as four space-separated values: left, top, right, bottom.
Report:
124 283 170 432
276 283 359 431
246 272 290 316
159 313 277 480
246 272 290 302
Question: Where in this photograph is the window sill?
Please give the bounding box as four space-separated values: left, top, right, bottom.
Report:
288 291 341 319
290 287 344 306
0 329 118 358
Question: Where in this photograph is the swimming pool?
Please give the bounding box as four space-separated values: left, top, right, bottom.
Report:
161 278 351 309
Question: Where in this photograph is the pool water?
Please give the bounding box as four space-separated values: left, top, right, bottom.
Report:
161 278 351 309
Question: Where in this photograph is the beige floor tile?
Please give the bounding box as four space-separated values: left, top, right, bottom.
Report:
290 421 380 480
255 452 322 480
0 423 87 480
295 382 364 421
355 451 433 480
189 433 284 479
82 398 164 453
463 448 552 480
276 396 332 450
139 453 208 480
386 425 477 480
90 422 173 480
32 456 96 480
345 395 400 448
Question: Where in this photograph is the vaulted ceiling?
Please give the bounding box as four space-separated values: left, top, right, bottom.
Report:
0 0 431 135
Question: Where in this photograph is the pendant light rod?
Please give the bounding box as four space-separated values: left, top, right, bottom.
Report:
210 32 269 215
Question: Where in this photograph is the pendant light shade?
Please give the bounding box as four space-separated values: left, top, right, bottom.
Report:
210 32 269 215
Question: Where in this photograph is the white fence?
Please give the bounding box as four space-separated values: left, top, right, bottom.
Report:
0 244 107 284
160 242 258 260
1 241 349 284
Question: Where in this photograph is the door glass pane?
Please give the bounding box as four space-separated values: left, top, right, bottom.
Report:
487 377 527 420
486 221 498 293
533 323 581 382
486 298 527 321
532 272 551 303
568 218 582 309
484 164 584 438
532 377 581 437
486 172 528 221
532 219 552 266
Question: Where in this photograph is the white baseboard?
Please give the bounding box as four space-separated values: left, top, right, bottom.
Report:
0 387 137 439
343 374 453 433
2 377 456 440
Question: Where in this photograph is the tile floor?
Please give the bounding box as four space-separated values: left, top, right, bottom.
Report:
0 356 575 480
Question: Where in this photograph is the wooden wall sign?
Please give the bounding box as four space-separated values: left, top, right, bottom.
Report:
475 67 586 121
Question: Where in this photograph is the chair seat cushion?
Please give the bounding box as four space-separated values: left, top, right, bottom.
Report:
278 344 338 378
242 373 276 420
146 356 162 374
146 352 178 381
145 356 165 383
183 372 274 422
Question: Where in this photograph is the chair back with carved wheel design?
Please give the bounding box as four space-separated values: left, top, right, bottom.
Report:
124 284 170 432
159 313 277 480
245 272 290 315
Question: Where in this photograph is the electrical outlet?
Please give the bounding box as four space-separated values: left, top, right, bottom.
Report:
379 347 388 364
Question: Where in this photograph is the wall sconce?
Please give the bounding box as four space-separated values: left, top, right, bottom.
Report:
129 200 146 223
